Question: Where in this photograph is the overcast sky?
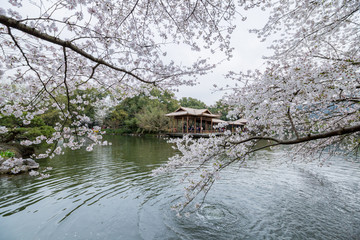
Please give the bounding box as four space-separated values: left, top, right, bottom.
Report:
172 8 271 106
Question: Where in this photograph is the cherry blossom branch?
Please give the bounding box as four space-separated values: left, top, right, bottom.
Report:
119 0 140 27
0 14 156 85
62 47 71 112
312 55 360 65
230 124 360 146
6 25 66 116
75 63 100 87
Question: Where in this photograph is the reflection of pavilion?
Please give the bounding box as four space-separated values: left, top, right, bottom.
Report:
165 107 247 137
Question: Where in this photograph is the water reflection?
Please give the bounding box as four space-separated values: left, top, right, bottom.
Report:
0 136 359 240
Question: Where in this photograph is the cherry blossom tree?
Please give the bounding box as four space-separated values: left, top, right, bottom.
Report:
0 0 253 159
154 0 360 212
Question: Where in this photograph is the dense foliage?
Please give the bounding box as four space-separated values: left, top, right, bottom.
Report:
0 150 15 158
104 89 179 134
179 97 207 110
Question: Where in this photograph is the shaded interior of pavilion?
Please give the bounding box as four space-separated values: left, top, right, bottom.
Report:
165 107 247 134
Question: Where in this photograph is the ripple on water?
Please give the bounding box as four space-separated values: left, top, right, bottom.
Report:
196 203 239 224
144 196 251 240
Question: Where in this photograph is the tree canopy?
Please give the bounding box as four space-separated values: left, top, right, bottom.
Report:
179 97 207 109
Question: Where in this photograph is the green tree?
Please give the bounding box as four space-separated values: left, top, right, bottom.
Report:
179 97 207 109
0 113 54 148
208 100 231 121
104 107 128 129
136 105 169 133
151 89 179 112
104 89 179 133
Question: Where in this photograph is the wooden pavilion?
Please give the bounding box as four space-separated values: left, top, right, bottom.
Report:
165 107 221 134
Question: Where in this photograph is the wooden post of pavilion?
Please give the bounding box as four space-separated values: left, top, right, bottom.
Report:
186 116 189 133
176 118 178 133
200 117 203 133
195 118 197 133
173 118 176 133
194 117 197 133
181 117 184 133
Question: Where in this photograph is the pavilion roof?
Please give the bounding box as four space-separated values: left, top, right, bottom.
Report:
165 107 220 118
212 118 227 123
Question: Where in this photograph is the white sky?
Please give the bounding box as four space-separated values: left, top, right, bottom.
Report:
172 8 271 106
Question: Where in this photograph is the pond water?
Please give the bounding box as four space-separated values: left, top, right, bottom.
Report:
0 135 359 240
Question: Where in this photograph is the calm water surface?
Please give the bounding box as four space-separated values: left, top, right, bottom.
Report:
0 136 359 239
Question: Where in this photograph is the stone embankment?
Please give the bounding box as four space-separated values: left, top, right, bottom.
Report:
0 143 39 175
0 158 39 174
